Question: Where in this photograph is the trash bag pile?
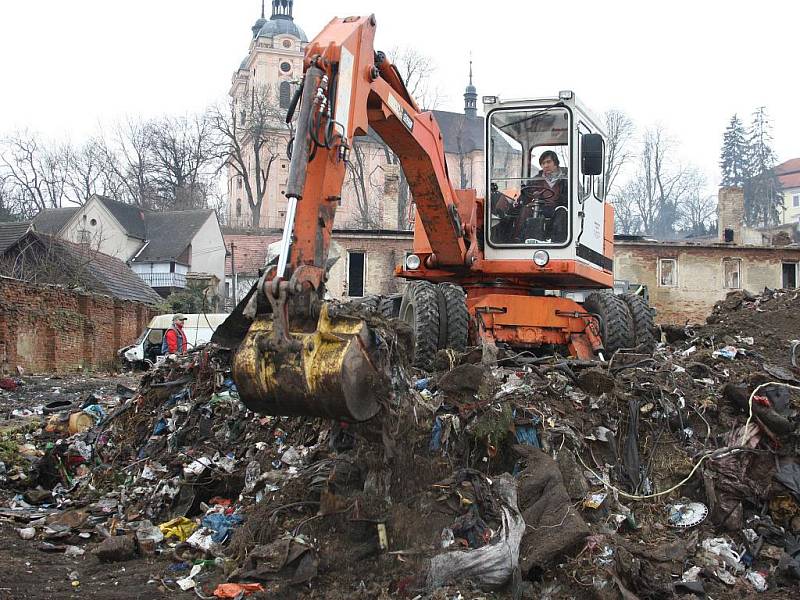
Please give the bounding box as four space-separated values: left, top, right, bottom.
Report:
1 288 800 598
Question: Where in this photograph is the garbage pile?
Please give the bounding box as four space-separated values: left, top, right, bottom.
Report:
1 288 800 598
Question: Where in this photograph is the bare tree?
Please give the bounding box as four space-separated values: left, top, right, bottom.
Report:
678 169 716 235
0 174 20 221
358 47 446 230
63 138 114 205
379 146 412 229
388 46 444 111
0 130 70 217
609 192 642 235
603 109 635 196
624 126 696 238
345 139 383 228
97 118 158 209
210 85 284 229
148 114 219 210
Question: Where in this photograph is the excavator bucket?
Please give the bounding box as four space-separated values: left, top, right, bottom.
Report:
231 303 385 421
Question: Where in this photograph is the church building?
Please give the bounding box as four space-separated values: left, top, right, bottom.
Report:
225 0 487 234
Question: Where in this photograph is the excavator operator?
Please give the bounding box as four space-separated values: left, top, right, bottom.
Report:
491 150 568 244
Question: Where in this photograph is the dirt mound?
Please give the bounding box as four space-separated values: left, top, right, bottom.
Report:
2 292 800 598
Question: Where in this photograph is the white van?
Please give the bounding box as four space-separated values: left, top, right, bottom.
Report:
119 313 229 368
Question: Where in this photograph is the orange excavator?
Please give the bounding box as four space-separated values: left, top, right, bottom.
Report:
215 14 654 420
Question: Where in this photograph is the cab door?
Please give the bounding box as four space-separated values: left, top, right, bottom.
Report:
575 121 609 270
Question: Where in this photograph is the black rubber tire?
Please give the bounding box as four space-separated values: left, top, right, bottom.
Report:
351 295 380 312
583 292 635 354
439 283 469 352
378 294 401 319
621 293 657 352
399 281 440 370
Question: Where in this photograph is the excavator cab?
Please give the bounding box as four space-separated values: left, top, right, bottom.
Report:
482 92 611 286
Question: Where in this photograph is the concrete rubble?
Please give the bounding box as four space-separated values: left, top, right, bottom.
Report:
1 289 800 598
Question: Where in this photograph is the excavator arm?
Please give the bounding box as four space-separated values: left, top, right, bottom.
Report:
220 15 467 420
279 14 466 288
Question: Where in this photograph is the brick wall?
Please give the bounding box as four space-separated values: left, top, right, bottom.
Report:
0 277 157 373
616 242 800 324
718 187 745 243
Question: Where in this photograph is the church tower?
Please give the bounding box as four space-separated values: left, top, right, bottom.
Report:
463 60 478 118
228 1 308 229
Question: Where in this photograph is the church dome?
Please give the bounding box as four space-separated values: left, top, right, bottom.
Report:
255 18 307 42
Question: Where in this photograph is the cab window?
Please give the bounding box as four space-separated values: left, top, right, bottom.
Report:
487 107 570 246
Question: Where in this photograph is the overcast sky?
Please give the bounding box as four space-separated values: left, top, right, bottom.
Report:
0 0 797 193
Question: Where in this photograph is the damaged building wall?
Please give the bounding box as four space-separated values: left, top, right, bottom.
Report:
0 277 156 373
615 242 800 323
326 232 414 299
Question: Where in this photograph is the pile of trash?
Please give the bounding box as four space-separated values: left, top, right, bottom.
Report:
1 289 800 598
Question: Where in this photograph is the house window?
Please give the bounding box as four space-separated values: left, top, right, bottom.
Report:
78 229 91 244
237 178 243 190
783 262 798 288
658 258 677 287
793 195 800 208
89 218 97 227
279 81 292 109
236 198 242 218
347 251 366 297
723 258 741 289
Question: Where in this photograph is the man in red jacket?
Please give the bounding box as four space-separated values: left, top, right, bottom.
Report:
162 314 188 355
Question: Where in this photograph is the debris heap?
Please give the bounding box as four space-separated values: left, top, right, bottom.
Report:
1 288 800 599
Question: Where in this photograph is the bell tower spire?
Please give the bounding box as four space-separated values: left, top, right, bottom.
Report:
271 0 294 20
464 58 478 118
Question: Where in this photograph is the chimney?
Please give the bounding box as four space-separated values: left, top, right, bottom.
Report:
717 187 744 243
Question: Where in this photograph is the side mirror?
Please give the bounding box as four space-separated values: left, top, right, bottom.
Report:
581 133 603 176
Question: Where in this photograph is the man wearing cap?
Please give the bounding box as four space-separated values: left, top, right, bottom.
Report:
161 314 188 355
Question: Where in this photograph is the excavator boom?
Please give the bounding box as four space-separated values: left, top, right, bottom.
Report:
217 15 468 420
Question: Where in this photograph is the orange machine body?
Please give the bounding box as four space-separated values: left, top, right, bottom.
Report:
277 14 614 357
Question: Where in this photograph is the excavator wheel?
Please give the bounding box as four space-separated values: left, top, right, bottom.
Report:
399 281 440 370
620 293 657 352
439 283 469 352
583 292 635 355
378 294 402 319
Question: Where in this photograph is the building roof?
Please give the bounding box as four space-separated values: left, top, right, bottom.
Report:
134 210 214 263
615 238 800 252
96 196 148 239
223 233 280 276
254 17 307 41
777 158 800 190
431 111 484 154
0 222 32 253
32 207 78 234
1 232 163 305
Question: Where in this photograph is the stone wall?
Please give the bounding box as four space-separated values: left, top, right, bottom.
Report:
615 242 800 324
0 277 157 373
